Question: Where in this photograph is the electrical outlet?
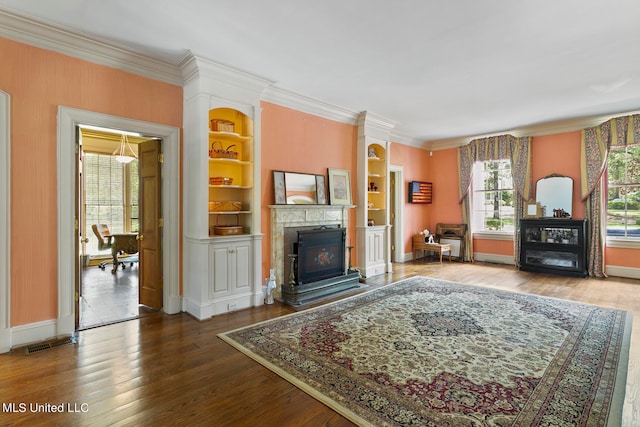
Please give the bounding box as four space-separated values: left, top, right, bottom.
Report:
227 303 238 311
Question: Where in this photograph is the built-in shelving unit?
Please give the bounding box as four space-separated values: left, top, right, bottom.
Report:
181 54 271 320
356 112 394 278
207 108 254 235
519 218 587 277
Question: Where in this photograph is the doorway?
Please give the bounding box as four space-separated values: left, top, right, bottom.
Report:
77 127 161 329
57 107 181 338
389 165 405 263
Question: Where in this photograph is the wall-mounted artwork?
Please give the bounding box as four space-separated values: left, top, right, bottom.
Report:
408 181 432 204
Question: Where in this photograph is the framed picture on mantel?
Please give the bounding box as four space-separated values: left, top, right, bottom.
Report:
328 168 352 205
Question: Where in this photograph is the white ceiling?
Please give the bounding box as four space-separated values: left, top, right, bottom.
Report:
1 0 640 149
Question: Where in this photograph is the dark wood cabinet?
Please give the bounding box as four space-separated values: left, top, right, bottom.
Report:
519 219 587 277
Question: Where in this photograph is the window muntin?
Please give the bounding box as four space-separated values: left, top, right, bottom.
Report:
606 144 640 239
472 160 515 233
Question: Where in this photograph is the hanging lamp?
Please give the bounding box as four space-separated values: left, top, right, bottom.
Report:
114 134 137 164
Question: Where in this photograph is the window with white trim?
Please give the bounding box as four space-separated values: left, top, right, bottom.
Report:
606 143 640 239
472 160 515 233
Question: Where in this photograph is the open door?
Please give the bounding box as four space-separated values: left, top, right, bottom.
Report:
75 127 81 329
138 139 163 309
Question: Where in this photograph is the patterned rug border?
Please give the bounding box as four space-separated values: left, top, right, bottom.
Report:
218 276 632 426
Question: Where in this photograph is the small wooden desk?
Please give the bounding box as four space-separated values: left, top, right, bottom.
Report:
412 234 452 264
107 233 138 273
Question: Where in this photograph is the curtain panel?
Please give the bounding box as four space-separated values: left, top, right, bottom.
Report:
580 113 640 277
458 135 532 263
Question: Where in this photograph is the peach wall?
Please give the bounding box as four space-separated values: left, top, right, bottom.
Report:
473 238 514 256
389 143 432 253
429 149 463 228
530 131 584 219
1 37 182 326
260 102 358 280
607 247 640 268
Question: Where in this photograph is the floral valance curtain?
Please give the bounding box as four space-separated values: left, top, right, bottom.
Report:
459 135 532 202
581 114 640 200
458 135 532 262
580 113 640 277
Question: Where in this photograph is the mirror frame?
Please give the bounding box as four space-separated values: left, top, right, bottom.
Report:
536 174 573 218
273 170 327 205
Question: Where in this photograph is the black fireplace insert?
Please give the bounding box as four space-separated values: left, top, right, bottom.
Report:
295 227 346 284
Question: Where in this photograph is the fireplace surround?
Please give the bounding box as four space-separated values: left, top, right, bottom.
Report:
269 204 360 305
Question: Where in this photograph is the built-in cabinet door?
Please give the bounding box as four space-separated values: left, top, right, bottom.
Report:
209 240 251 298
362 227 386 277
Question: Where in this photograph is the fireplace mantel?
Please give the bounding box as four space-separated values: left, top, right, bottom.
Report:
268 205 355 292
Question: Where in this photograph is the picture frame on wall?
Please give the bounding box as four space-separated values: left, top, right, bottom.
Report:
273 170 286 204
316 175 327 204
328 168 352 205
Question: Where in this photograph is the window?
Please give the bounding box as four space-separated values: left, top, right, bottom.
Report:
606 144 640 239
472 160 515 233
84 153 139 255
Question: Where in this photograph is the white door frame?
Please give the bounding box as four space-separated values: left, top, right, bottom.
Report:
57 107 181 336
0 91 10 353
389 164 405 263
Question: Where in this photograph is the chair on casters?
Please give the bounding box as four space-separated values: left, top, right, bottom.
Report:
91 224 126 271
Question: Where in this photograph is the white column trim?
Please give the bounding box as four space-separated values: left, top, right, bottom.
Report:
0 90 10 353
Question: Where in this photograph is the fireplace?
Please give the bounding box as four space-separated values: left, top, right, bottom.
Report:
295 226 346 284
269 205 360 305
280 226 360 305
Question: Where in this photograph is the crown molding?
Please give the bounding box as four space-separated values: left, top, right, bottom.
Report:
424 109 640 151
389 130 426 149
0 8 183 86
262 85 360 125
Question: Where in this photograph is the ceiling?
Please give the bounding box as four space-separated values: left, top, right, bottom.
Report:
2 0 640 149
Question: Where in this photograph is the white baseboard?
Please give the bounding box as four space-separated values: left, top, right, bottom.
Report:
606 265 640 280
11 319 58 349
473 253 516 265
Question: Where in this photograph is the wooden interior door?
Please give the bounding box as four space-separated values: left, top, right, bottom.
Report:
138 139 163 309
75 127 81 328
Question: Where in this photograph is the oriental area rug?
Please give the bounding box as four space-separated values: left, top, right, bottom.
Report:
219 277 631 426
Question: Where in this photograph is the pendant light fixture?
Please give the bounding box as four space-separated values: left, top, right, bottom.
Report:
114 134 137 164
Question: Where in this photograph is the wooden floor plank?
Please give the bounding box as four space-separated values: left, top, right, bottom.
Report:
1 261 638 426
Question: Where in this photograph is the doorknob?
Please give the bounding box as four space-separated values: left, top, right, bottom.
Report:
136 234 144 241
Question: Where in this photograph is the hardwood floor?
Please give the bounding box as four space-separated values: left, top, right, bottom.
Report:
2 261 638 426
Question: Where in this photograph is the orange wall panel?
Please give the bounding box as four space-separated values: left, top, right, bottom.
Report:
1 37 182 326
389 143 433 253
606 247 640 268
530 131 584 219
429 149 463 227
473 238 514 257
260 102 358 280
